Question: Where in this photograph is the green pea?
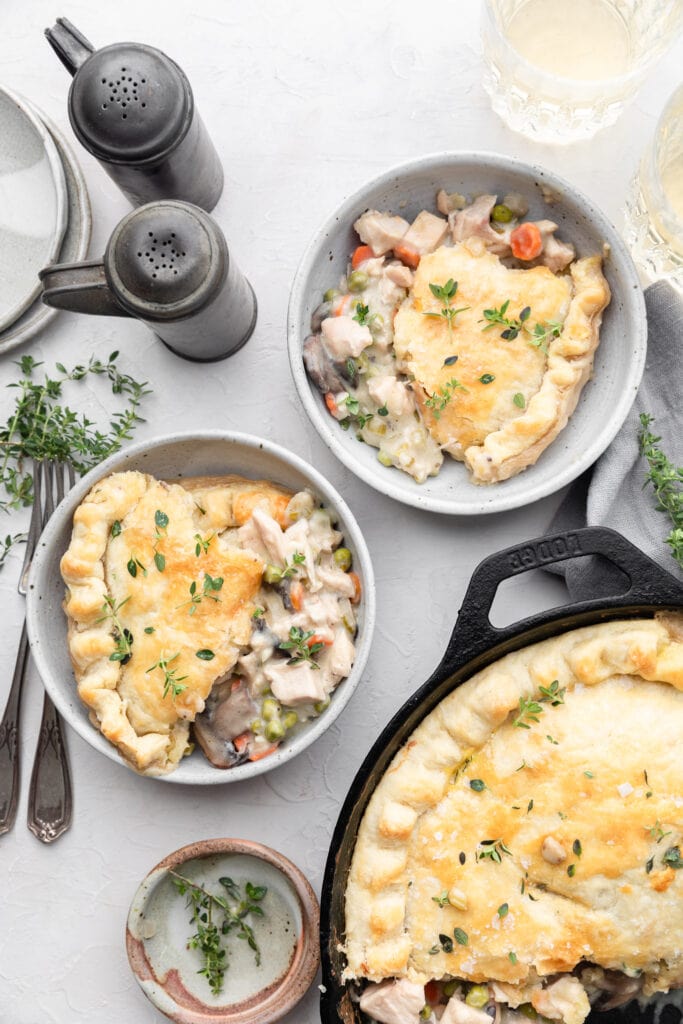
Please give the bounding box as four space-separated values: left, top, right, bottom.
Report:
420 1007 431 1021
250 718 263 734
377 451 393 467
491 203 513 223
264 563 282 584
323 287 341 302
314 698 330 714
347 270 368 293
262 697 280 721
465 985 490 1009
519 1006 538 1020
333 547 352 571
443 980 459 998
265 719 285 742
282 711 298 730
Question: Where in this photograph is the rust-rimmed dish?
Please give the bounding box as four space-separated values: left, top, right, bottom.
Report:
126 837 320 1023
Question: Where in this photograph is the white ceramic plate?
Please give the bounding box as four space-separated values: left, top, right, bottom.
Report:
26 432 376 785
0 99 91 354
287 152 648 515
0 85 68 333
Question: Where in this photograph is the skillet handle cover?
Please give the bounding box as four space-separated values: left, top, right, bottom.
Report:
442 526 683 670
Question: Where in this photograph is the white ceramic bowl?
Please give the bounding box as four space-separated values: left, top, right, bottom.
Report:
26 432 375 784
287 152 647 514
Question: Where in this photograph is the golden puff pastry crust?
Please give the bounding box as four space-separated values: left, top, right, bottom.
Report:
345 616 683 997
60 471 293 775
392 241 610 484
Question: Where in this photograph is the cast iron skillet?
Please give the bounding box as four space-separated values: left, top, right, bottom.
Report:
320 526 683 1024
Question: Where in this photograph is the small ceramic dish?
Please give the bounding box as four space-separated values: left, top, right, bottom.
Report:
0 85 68 333
26 431 375 784
287 151 647 515
0 97 91 354
126 838 320 1024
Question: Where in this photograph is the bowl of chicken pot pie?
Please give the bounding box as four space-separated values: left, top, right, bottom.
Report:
26 432 375 784
288 152 647 514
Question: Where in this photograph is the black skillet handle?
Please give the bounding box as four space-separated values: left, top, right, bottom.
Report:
440 526 683 674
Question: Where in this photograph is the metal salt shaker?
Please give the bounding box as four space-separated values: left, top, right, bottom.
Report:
39 201 257 362
45 17 224 211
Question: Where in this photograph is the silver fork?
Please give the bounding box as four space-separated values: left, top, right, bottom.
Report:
0 460 74 841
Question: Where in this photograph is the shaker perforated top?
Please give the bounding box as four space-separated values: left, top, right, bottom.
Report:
105 202 227 318
68 43 193 164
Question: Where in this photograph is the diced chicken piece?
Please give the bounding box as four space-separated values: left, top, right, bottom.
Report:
315 563 356 597
237 650 270 698
250 508 287 565
450 194 512 256
359 978 425 1024
297 589 346 631
534 220 576 272
265 661 327 705
303 334 347 395
318 625 355 685
441 996 492 1024
541 835 567 864
321 316 373 360
403 210 449 255
502 191 529 218
385 263 414 288
437 189 467 215
368 375 414 417
354 210 409 256
532 978 591 1024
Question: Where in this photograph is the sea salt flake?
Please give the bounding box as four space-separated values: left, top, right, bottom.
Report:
618 782 634 798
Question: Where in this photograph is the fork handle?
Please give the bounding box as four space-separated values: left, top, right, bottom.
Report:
0 621 30 836
27 693 72 844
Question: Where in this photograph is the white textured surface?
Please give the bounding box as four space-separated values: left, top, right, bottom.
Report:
0 3 681 1022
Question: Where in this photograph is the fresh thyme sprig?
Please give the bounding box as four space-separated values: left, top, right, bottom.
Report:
152 510 168 572
423 279 469 338
425 378 468 420
171 872 268 997
476 838 512 863
265 551 306 584
514 680 566 728
181 573 224 614
0 352 150 562
194 532 213 556
481 301 562 352
0 532 26 572
353 302 377 328
279 626 324 668
146 652 188 700
97 595 133 664
638 413 683 569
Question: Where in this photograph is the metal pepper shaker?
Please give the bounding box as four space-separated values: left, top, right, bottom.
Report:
45 17 224 211
39 201 257 362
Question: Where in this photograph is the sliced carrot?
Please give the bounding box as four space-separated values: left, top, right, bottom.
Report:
424 981 440 1003
510 222 543 260
324 392 340 417
307 632 333 648
230 677 242 693
290 580 305 611
249 743 279 762
393 243 420 269
348 571 362 604
332 294 351 316
351 244 375 269
233 731 251 753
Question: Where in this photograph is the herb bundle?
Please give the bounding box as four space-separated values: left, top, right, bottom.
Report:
0 352 150 565
171 872 267 996
638 413 683 569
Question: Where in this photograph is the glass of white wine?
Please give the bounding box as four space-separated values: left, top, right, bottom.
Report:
624 83 683 291
481 0 683 144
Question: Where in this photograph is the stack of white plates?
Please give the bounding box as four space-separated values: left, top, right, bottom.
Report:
0 84 91 354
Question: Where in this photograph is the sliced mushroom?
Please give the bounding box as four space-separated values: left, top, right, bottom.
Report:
590 971 643 1011
303 334 348 395
192 678 258 768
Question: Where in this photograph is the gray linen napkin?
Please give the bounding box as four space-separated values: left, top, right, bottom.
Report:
547 280 683 599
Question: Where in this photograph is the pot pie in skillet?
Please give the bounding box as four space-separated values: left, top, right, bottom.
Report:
303 190 610 484
345 615 683 1024
60 471 360 775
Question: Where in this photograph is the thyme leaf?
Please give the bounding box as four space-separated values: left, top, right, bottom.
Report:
638 413 683 568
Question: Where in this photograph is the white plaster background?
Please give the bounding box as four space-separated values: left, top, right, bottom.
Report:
0 2 681 1021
